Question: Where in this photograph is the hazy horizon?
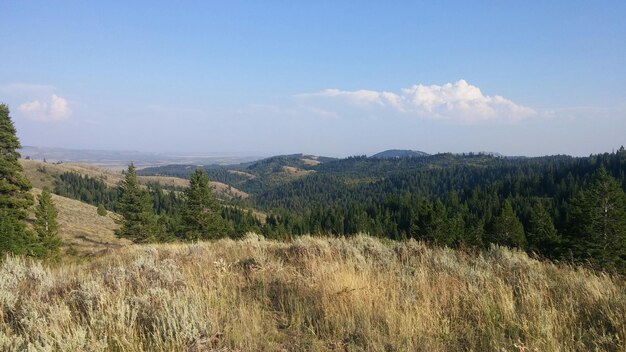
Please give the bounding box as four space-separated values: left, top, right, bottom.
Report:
2 2 625 157
19 144 625 160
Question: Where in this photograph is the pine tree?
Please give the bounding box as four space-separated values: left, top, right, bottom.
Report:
180 169 230 241
526 201 560 257
97 203 107 216
115 163 156 243
34 187 61 259
0 104 35 256
463 220 486 248
489 200 526 249
567 167 626 273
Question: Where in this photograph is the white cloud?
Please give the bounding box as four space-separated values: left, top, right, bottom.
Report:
19 94 72 122
297 80 536 123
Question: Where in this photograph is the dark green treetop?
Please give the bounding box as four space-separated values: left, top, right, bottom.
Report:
180 168 230 241
567 167 626 273
115 163 157 243
526 201 560 257
489 200 526 249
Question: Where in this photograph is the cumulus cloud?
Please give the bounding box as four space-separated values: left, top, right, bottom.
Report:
19 94 72 122
298 80 536 123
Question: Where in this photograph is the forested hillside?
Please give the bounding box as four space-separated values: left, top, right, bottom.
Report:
27 145 626 273
138 149 626 273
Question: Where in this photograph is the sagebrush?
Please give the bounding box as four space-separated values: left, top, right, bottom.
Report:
1 234 624 351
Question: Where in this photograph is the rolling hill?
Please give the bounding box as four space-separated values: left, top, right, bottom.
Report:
20 159 247 200
370 149 429 158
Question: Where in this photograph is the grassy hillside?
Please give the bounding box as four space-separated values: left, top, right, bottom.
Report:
20 159 247 200
137 153 333 194
21 159 122 189
1 235 623 351
28 188 130 257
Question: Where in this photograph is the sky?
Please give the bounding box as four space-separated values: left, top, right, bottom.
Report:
1 1 625 157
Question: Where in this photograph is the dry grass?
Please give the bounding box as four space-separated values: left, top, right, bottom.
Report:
227 170 256 179
20 159 248 200
210 181 249 199
137 175 190 188
282 165 314 176
21 159 123 188
28 188 129 257
1 234 624 351
301 158 321 166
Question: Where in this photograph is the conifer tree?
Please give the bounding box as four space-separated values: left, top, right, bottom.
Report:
0 104 35 256
34 187 61 259
526 201 560 257
567 167 626 273
97 203 107 216
115 163 156 243
180 169 230 241
464 220 486 248
489 200 526 249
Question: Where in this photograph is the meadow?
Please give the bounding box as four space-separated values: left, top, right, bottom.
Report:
1 234 624 351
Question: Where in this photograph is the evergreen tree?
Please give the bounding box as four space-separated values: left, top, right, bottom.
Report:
463 220 486 248
97 203 107 216
567 167 626 273
115 164 157 243
526 201 560 257
180 169 230 241
0 104 34 256
34 188 61 259
489 200 526 249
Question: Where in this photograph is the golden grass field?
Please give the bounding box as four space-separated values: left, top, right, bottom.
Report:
1 234 624 351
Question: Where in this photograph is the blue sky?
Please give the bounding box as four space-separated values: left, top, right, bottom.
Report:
1 1 625 157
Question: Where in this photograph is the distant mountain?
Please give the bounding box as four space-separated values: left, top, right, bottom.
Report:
370 149 430 159
18 146 263 169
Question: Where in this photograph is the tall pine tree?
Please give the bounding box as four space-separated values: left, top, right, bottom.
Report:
180 169 230 241
526 201 560 257
0 104 35 257
567 167 626 273
115 163 157 243
489 200 526 249
34 187 61 259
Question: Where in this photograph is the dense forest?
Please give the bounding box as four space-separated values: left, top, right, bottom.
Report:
55 149 626 273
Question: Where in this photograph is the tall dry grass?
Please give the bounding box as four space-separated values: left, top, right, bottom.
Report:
1 234 624 351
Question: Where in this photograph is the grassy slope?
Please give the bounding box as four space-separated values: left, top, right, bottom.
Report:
20 160 250 257
20 159 248 199
1 235 624 351
28 188 130 256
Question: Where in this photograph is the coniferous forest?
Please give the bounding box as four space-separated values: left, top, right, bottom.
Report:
52 145 626 274
2 100 625 274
